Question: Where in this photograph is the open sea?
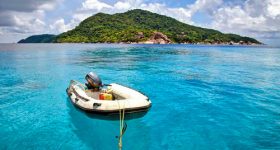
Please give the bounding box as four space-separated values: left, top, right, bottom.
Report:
0 44 279 150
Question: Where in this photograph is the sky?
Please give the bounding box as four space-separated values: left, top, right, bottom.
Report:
0 0 279 46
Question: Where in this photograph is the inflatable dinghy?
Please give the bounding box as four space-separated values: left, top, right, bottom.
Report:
66 73 151 114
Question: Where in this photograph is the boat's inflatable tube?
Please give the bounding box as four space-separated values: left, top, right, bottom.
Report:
66 80 152 114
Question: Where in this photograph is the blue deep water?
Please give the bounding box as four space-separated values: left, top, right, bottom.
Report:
0 44 280 150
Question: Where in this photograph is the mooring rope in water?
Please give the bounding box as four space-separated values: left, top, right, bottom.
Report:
117 101 127 150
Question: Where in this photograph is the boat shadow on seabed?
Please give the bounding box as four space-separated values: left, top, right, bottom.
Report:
66 97 152 149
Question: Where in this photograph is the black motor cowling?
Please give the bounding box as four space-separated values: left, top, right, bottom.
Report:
85 72 102 89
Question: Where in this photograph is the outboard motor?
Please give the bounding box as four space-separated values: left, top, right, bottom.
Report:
85 72 102 90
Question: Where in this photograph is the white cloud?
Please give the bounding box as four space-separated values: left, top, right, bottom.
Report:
38 2 57 11
0 11 46 34
81 0 112 11
0 0 62 37
266 0 280 18
50 19 72 33
114 1 131 10
210 0 280 39
188 0 223 15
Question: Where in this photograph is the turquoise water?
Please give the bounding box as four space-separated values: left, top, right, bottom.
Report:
0 44 279 149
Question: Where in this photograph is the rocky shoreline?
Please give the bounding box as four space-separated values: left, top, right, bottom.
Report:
115 42 261 46
110 32 261 45
18 31 262 46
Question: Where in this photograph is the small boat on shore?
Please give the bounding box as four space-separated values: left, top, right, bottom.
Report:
66 72 152 114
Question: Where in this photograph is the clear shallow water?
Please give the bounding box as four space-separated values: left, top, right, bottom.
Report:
0 44 279 150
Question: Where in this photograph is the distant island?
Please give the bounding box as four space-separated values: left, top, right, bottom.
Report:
18 9 261 45
18 34 56 43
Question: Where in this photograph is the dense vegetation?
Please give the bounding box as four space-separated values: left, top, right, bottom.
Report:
56 9 260 44
19 9 261 44
18 34 56 43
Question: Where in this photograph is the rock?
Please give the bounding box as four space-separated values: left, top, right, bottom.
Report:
145 32 172 44
135 32 144 39
143 41 154 44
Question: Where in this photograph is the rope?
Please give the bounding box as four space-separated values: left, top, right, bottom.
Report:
118 101 127 150
117 101 126 150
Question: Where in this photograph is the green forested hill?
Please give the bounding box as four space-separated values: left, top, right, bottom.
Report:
18 34 56 43
55 9 260 44
18 9 260 44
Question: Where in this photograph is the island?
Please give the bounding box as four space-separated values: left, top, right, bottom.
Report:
18 9 261 45
18 34 56 43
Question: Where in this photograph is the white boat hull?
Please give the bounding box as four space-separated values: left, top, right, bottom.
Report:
66 80 152 114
